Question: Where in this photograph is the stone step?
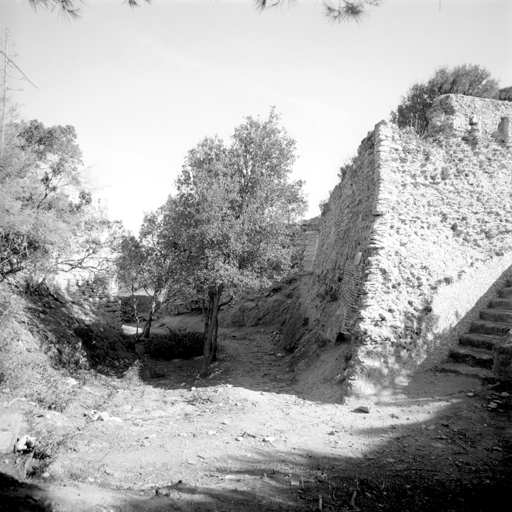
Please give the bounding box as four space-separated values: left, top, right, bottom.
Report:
470 319 512 336
436 362 496 381
479 308 512 324
499 287 512 298
459 332 506 351
489 298 512 310
449 346 493 369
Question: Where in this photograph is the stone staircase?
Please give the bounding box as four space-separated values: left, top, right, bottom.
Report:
443 278 512 379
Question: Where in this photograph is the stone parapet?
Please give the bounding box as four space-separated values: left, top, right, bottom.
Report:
428 94 512 139
493 338 512 381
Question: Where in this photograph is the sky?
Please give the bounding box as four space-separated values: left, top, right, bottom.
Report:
1 0 511 233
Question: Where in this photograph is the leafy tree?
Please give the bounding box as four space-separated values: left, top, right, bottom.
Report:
116 209 180 339
0 118 113 283
160 109 306 372
17 120 84 205
391 64 500 134
116 234 146 335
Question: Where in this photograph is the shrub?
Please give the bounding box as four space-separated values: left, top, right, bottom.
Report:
145 329 204 360
391 64 499 135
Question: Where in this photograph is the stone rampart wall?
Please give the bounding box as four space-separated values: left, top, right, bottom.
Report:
283 94 512 399
280 123 392 400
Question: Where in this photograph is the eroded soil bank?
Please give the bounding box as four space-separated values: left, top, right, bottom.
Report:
1 315 511 512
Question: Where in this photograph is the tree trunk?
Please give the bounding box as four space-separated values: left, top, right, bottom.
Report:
212 318 219 362
141 300 156 339
212 294 232 362
203 284 223 373
202 297 210 342
131 287 140 338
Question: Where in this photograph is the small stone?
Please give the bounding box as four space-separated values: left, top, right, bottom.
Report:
353 406 370 414
492 446 503 452
466 393 475 397
98 412 110 421
488 402 498 409
236 437 244 442
88 410 100 421
500 392 510 398
207 430 217 436
263 437 275 443
41 472 50 479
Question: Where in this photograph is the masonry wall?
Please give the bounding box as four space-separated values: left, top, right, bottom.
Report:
280 125 389 401
283 94 512 399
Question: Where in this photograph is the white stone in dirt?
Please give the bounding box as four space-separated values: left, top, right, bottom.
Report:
14 434 36 453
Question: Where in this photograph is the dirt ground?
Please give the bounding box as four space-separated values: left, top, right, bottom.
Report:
1 314 512 512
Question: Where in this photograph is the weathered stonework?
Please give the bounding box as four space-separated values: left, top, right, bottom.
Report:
281 94 512 399
428 94 512 139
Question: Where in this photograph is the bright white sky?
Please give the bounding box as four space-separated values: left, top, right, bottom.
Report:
2 0 511 233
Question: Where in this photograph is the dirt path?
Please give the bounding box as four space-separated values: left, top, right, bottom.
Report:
1 318 512 511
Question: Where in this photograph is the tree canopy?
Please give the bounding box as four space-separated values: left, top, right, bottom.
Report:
0 117 115 283
144 109 306 371
391 64 500 134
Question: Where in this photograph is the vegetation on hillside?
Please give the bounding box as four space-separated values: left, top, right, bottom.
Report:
391 64 500 134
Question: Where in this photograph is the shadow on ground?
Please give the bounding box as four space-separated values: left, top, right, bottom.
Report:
2 299 512 511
